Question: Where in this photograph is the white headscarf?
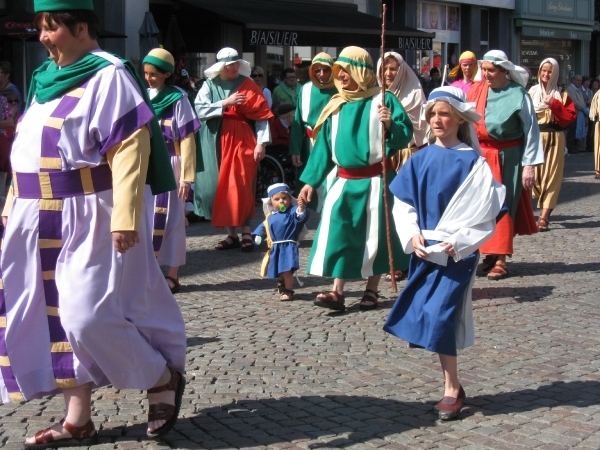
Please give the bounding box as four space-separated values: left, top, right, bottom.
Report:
528 58 561 114
422 86 482 155
204 47 251 80
376 51 427 147
481 50 529 88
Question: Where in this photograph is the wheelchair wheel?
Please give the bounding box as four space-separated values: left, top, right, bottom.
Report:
256 154 285 203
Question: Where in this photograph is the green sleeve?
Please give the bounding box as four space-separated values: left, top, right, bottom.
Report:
385 91 414 156
298 118 335 188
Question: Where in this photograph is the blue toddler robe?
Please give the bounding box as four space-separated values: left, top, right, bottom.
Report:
253 206 309 278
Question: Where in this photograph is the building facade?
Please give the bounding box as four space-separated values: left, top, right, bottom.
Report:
512 0 594 83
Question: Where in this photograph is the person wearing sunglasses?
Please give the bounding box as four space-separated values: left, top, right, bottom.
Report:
250 66 272 108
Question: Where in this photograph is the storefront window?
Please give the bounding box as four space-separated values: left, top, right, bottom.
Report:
520 39 572 86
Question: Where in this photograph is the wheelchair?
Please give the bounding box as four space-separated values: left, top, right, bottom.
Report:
255 144 297 203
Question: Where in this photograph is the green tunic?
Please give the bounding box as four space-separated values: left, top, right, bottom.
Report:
289 82 337 211
300 91 413 278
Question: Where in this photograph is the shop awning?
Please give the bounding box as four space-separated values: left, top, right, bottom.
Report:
176 0 434 50
516 19 593 41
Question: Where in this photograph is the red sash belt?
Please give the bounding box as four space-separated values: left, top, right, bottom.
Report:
338 159 394 179
305 127 313 139
223 108 247 121
479 138 524 150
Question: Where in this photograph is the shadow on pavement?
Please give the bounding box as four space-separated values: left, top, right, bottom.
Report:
145 381 600 448
186 336 220 347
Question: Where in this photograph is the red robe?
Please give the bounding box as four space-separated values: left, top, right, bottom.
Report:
212 78 274 227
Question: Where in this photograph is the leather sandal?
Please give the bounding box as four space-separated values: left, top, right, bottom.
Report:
241 233 254 252
487 261 508 280
147 369 186 438
595 171 600 179
359 288 379 311
279 288 295 301
215 235 240 250
480 254 498 272
314 291 345 311
24 419 98 449
165 275 180 294
537 217 549 232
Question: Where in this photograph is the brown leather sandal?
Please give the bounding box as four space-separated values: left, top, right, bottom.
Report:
279 288 295 301
241 233 254 252
215 235 240 250
147 369 186 438
24 419 98 449
165 275 180 294
537 217 549 232
480 254 498 272
314 291 345 311
359 288 379 311
487 261 508 280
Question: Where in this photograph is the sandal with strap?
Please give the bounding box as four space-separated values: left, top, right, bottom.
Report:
537 217 549 232
595 171 600 179
385 270 405 282
359 288 379 311
280 287 295 301
487 261 509 280
215 235 240 250
147 369 186 438
241 233 254 252
24 419 98 449
165 275 180 294
480 254 498 272
314 291 345 311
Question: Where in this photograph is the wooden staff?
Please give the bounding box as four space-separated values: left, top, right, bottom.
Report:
441 63 449 86
380 3 397 292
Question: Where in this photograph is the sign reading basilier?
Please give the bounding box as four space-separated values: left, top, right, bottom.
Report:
398 37 433 50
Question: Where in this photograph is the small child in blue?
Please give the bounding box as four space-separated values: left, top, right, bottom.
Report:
253 183 309 300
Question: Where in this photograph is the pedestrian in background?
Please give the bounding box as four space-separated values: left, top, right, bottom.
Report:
565 74 588 153
251 65 272 108
384 86 506 421
272 67 299 106
194 47 273 251
468 50 544 280
289 52 337 212
143 48 200 293
528 58 576 232
449 51 477 95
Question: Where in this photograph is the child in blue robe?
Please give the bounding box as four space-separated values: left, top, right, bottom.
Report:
253 183 309 300
384 87 506 421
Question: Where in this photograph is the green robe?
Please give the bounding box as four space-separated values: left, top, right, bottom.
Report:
300 91 413 278
289 82 337 211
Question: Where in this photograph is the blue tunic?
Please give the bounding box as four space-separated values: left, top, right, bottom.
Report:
253 206 309 278
383 144 480 356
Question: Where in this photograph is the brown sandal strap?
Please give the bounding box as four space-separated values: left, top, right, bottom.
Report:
316 291 345 304
147 370 180 394
33 419 96 444
148 403 176 422
63 419 96 438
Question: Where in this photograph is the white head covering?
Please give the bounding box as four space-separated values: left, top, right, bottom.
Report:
480 50 529 88
261 183 297 217
204 47 251 80
422 86 482 154
528 58 561 114
376 51 427 147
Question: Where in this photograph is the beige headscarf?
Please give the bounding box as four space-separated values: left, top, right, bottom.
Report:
309 52 335 89
528 58 561 114
313 46 381 140
377 51 427 147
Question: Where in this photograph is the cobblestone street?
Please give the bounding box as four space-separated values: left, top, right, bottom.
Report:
2 153 600 449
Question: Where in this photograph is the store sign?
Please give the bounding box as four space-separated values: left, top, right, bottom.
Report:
398 37 433 50
546 0 575 18
522 26 590 40
248 29 299 46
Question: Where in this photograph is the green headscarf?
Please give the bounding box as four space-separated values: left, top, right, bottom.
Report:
34 0 94 12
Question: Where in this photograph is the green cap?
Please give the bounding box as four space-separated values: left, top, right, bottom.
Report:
34 0 94 12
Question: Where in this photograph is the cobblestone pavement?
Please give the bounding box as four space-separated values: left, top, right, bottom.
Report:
2 153 600 449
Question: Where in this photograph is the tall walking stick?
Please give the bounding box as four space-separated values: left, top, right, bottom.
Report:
380 3 398 292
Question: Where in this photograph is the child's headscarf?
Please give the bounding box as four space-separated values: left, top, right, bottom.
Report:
422 86 482 154
262 183 296 216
